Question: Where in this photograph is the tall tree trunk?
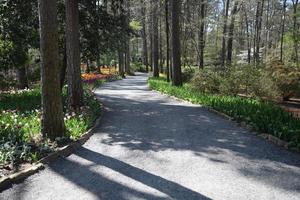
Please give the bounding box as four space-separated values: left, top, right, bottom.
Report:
38 0 65 139
159 6 164 73
165 0 170 82
118 50 125 78
60 42 67 90
280 0 287 62
152 0 159 77
198 0 206 69
171 0 182 86
254 0 265 66
17 66 29 89
292 0 299 66
226 1 239 65
66 0 84 109
125 0 131 74
221 0 230 67
140 0 149 72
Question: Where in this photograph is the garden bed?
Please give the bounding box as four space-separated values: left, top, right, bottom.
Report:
148 77 300 151
0 85 102 177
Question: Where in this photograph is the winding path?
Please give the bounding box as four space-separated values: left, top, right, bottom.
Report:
1 73 300 200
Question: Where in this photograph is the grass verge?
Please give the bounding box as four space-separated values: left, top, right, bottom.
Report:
148 77 300 150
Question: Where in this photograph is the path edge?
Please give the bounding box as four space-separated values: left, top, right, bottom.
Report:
150 88 300 155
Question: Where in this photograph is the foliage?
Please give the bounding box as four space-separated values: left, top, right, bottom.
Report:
149 77 300 150
0 87 101 167
181 67 196 83
190 66 281 100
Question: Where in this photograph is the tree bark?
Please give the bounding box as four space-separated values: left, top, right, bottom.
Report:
198 0 206 69
66 0 84 109
171 0 182 86
226 1 239 65
38 0 65 140
280 0 287 62
17 66 29 89
152 0 159 77
221 0 230 68
165 0 170 82
140 0 149 72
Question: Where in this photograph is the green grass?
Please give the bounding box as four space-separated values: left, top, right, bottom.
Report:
148 77 300 150
0 87 101 168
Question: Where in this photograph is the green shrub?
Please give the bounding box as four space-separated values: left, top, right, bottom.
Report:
149 77 300 150
181 67 196 83
190 69 222 94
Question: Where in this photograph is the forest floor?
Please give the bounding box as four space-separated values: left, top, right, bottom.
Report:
1 73 300 200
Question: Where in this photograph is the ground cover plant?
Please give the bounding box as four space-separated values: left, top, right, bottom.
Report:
148 77 300 150
0 86 101 175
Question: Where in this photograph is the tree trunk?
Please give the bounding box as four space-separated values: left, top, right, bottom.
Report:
152 0 159 77
125 0 131 74
38 0 65 140
118 50 125 78
221 0 230 68
280 0 287 62
171 0 182 86
198 0 206 69
165 0 170 82
60 42 67 90
17 66 29 89
226 1 239 65
66 0 84 109
292 0 299 66
254 0 264 66
140 0 149 72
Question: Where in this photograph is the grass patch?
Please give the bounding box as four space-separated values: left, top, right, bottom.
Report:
148 77 300 150
0 86 101 171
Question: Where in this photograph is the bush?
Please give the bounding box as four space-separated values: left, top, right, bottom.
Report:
190 68 222 94
190 65 281 100
181 67 196 83
148 77 300 150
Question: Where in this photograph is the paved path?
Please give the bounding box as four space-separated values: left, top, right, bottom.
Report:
1 73 300 200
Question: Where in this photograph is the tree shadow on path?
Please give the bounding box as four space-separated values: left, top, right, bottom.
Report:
48 146 211 200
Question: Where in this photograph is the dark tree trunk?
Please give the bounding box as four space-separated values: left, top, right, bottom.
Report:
292 0 299 66
171 0 182 86
152 0 159 77
165 0 170 82
66 0 84 109
118 50 125 78
226 1 239 65
60 42 67 90
125 0 131 74
254 0 264 66
280 0 287 62
221 0 230 68
198 0 206 69
17 66 29 89
38 0 65 139
140 0 149 72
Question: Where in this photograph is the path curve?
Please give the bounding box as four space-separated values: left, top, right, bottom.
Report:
1 73 300 200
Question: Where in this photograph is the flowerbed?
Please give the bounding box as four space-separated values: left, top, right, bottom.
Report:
82 73 120 84
0 87 101 175
148 77 300 150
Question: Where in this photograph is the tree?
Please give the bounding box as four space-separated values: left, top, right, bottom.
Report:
165 0 170 82
140 0 149 72
221 0 230 68
226 1 239 65
38 0 65 139
152 0 160 77
66 0 84 109
0 0 39 89
198 0 207 69
171 0 182 86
